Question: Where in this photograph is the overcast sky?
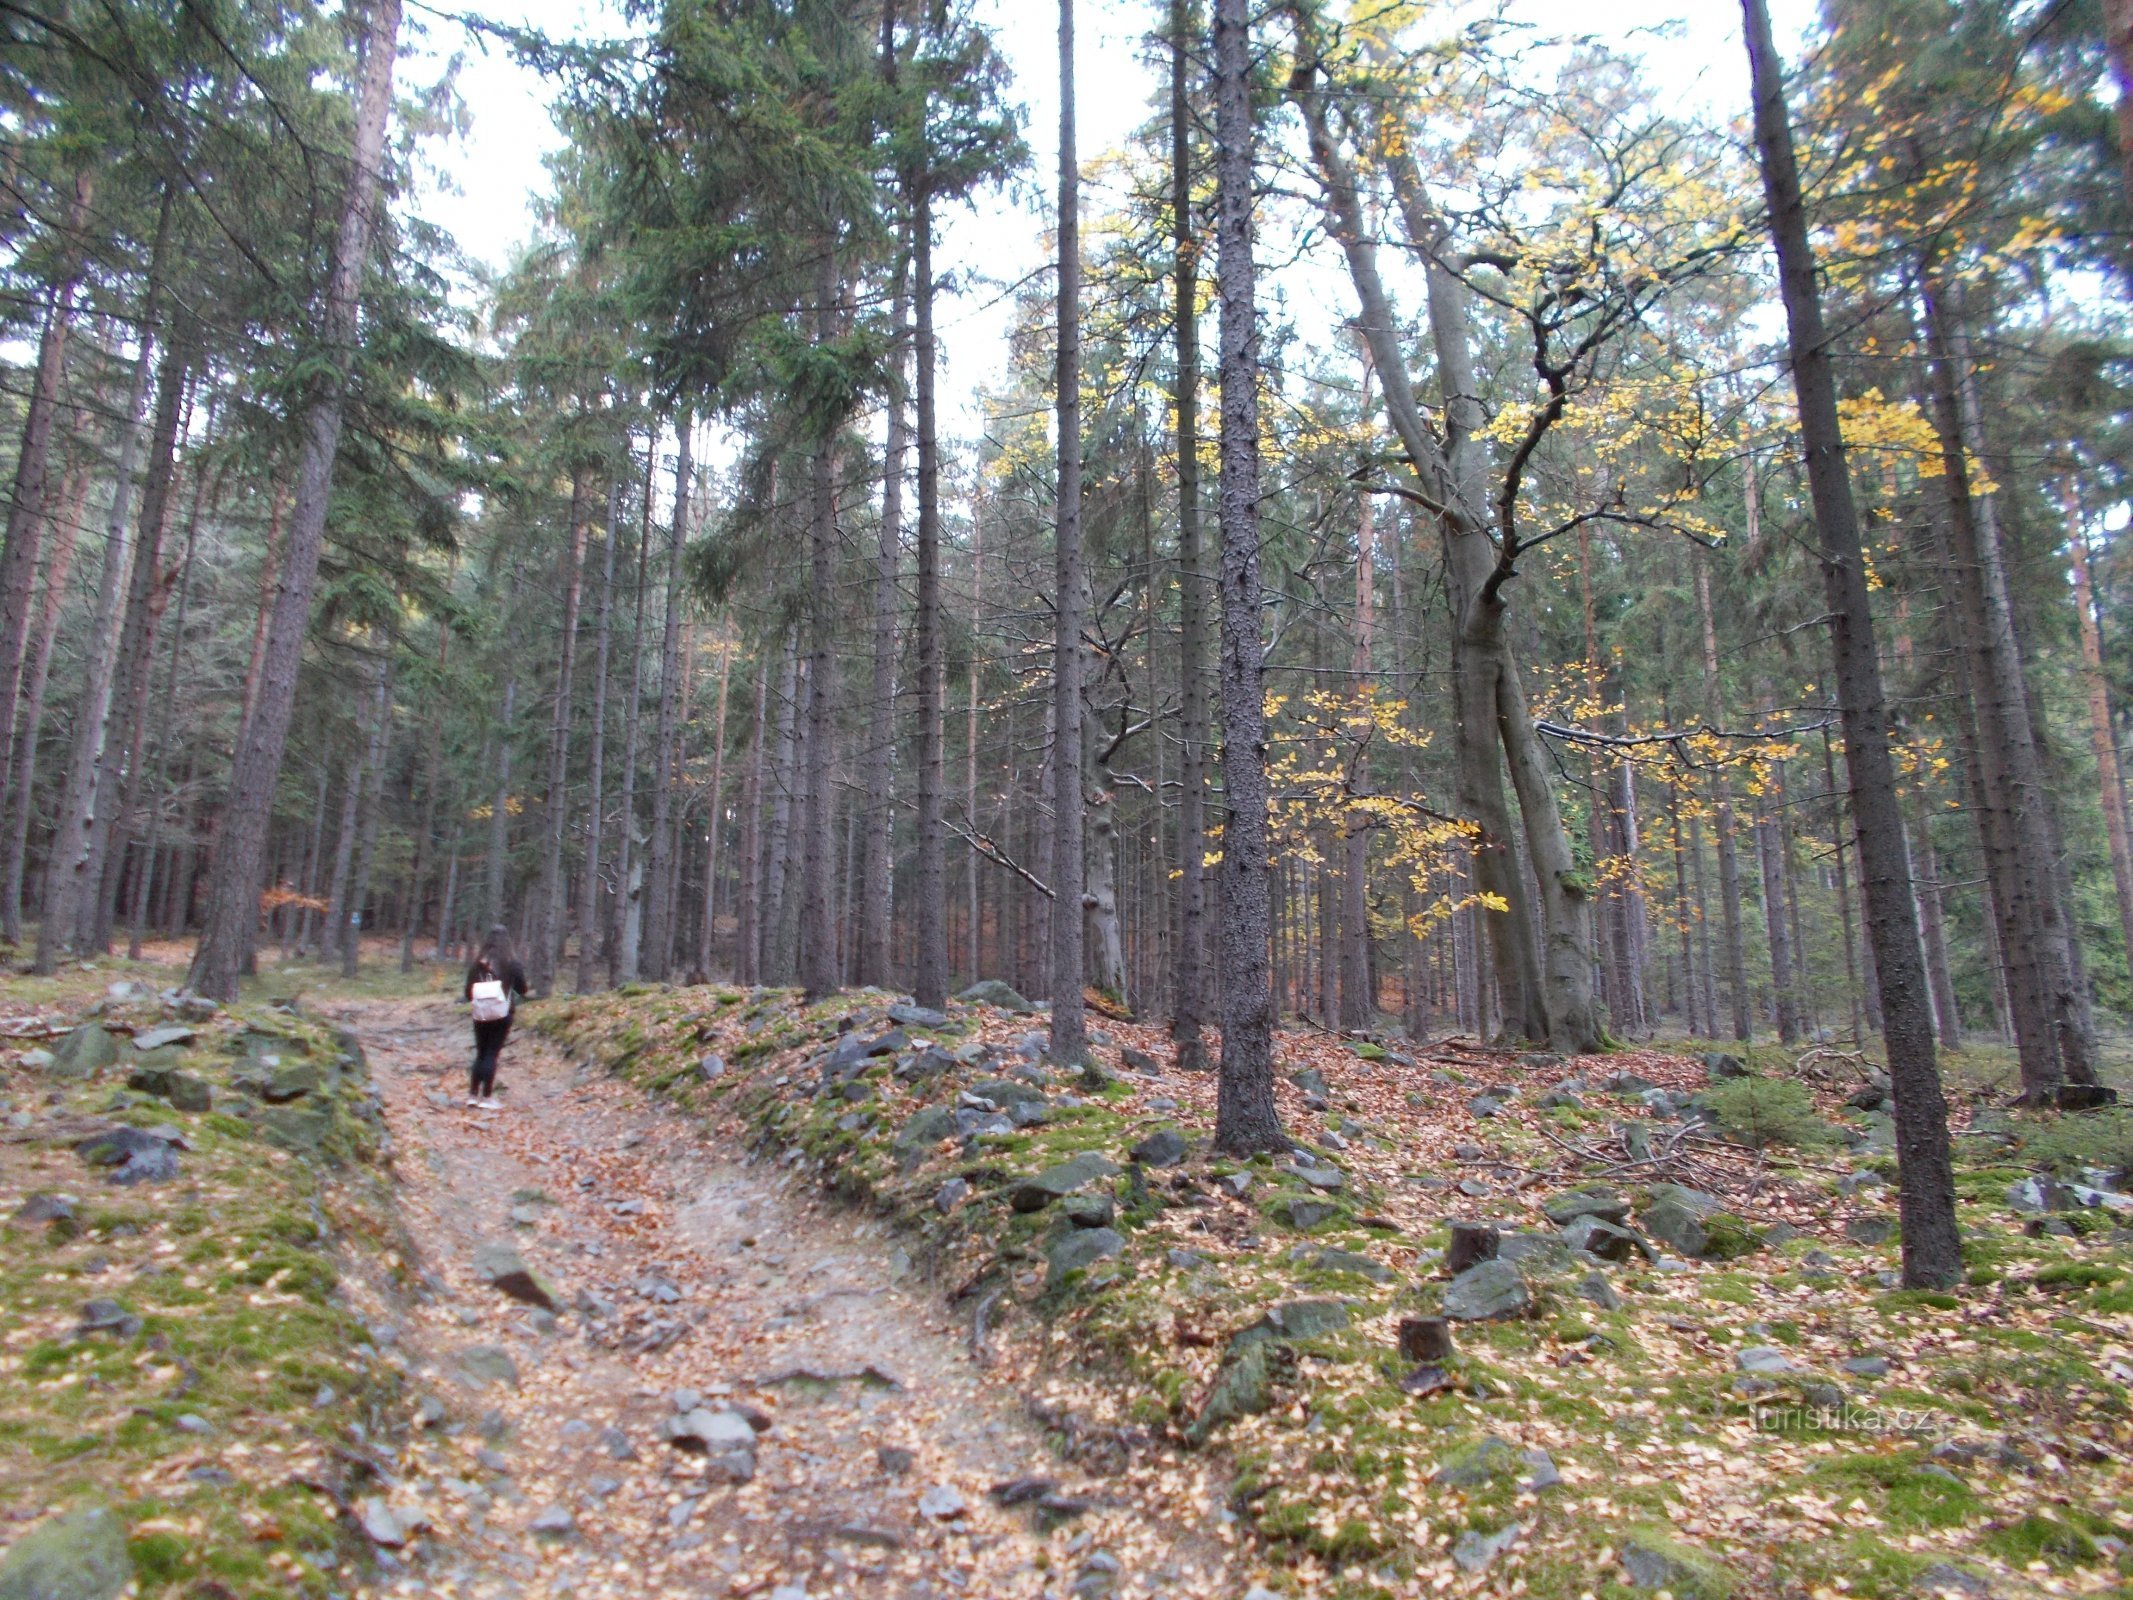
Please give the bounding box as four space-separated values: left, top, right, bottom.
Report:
402 0 1819 456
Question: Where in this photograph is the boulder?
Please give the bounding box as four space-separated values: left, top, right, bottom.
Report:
933 1178 968 1213
1845 1215 1896 1246
235 1058 321 1103
954 1108 1015 1138
660 1407 758 1481
1452 1523 1522 1575
131 1025 195 1053
1270 1196 1340 1230
1060 1193 1115 1229
473 1244 559 1312
126 1066 210 1113
1046 1226 1125 1287
1442 1259 1530 1321
1307 1247 1391 1282
864 1028 908 1058
1288 1066 1330 1098
1733 1346 1796 1375
1494 1231 1573 1271
1575 1271 1622 1311
1542 1186 1630 1227
1120 1046 1160 1075
1468 1094 1506 1119
1009 1153 1120 1212
893 1107 957 1167
1619 1530 1737 1599
454 1345 520 1388
73 1125 179 1185
887 1003 948 1028
956 980 1034 1013
1702 1052 1750 1080
1846 1073 1891 1111
970 1077 1048 1111
1229 1299 1350 1352
77 1299 142 1339
1560 1214 1652 1263
1639 1185 1722 1258
49 1026 118 1079
0 1505 133 1600
1278 1157 1344 1191
1129 1129 1188 1168
1187 1340 1285 1444
1433 1434 1517 1487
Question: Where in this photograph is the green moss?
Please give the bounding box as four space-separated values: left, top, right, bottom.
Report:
1984 1513 2101 1570
1812 1451 1981 1530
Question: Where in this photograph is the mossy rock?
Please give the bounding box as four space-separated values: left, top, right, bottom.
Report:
1701 1212 1765 1261
1619 1525 1738 1598
49 1025 118 1079
1188 1339 1288 1445
0 1505 132 1600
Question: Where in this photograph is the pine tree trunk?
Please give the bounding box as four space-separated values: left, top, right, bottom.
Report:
319 704 368 967
86 333 192 953
0 168 95 859
341 655 391 978
1907 789 1961 1047
1340 452 1375 1032
738 647 769 987
612 446 655 983
2064 485 2133 982
1211 0 1281 1152
186 0 402 999
35 297 162 974
1049 0 1089 1066
533 470 590 992
800 263 842 1002
485 678 516 931
402 624 451 974
642 421 693 982
129 452 207 960
762 630 800 983
1697 557 1752 1040
1742 0 1961 1287
1170 0 1210 1070
2103 0 2133 211
860 258 906 992
576 477 621 992
914 191 949 1010
698 637 731 976
967 507 984 982
2 460 87 941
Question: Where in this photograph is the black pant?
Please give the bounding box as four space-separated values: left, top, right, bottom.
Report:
471 1016 512 1096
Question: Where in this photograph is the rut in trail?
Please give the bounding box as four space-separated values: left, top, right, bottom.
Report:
331 996 1240 1600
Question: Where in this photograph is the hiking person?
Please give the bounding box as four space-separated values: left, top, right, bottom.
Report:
463 924 529 1108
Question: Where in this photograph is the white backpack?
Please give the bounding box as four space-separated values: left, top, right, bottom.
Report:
470 973 510 1022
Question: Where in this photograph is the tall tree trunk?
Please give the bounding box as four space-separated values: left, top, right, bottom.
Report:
1756 704 1800 1043
1340 439 1375 1032
35 292 163 973
1907 788 1962 1047
0 168 95 857
187 0 402 999
1170 0 1210 1070
485 677 516 931
913 190 949 1011
3 460 87 940
1049 0 1089 1066
800 268 840 1003
341 654 391 977
1919 280 2092 1094
533 469 591 991
129 448 207 959
860 258 907 992
1743 0 1961 1288
1697 556 1752 1040
2104 0 2133 211
642 421 693 982
612 445 655 983
761 630 800 983
576 476 621 992
967 504 984 982
698 635 732 976
738 647 769 988
402 623 451 973
1211 0 1282 1153
87 335 192 952
2064 484 2133 981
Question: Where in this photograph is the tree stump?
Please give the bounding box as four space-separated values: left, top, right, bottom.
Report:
1445 1220 1500 1277
1398 1316 1454 1363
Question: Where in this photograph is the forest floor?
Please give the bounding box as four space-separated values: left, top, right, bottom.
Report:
4 955 2133 1600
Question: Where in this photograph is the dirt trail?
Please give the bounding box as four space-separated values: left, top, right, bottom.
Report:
331 996 1239 1600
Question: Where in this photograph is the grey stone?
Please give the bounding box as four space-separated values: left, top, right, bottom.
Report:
1008 1100 1050 1128
455 1345 520 1388
1494 1231 1572 1271
894 1107 957 1166
1620 1533 1737 1598
1702 1052 1749 1080
1230 1299 1352 1352
0 1506 132 1600
696 1054 726 1081
1844 1214 1896 1246
359 1498 405 1547
660 1408 757 1481
1520 1449 1562 1490
1271 1196 1340 1230
131 1025 195 1053
1842 1355 1890 1378
877 1446 914 1476
1734 1346 1796 1375
125 1066 210 1112
14 1191 75 1226
75 1298 140 1340
1608 1072 1659 1095
529 1506 575 1537
956 979 1034 1012
1543 1187 1630 1226
864 1028 908 1058
1308 1247 1392 1283
918 1485 967 1519
1061 1192 1115 1229
1129 1129 1188 1168
473 1244 559 1312
49 1026 119 1079
1434 1434 1517 1486
954 1108 1015 1138
1640 1185 1721 1258
887 1003 948 1028
1537 1089 1584 1110
1188 1340 1283 1443
599 1425 634 1461
970 1077 1048 1111
1562 1214 1651 1263
1009 1152 1120 1211
1442 1260 1530 1321
1575 1271 1622 1311
1278 1158 1344 1191
172 1412 212 1436
1166 1249 1208 1269
1468 1094 1505 1119
933 1178 969 1213
1047 1226 1126 1286
1918 1563 1992 1596
1218 1171 1251 1198
73 1125 178 1185
1846 1073 1891 1111
1453 1522 1522 1575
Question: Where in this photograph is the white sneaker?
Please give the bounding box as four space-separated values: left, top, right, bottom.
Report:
464 1097 482 1108
478 1098 500 1111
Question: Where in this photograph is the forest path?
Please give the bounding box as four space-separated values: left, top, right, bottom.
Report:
330 995 1236 1600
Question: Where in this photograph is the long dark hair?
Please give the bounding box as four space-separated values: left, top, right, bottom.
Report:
478 925 517 972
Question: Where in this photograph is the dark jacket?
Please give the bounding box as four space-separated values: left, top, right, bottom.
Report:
464 958 529 1010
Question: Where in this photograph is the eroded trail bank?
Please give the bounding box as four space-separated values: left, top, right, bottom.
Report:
335 995 1236 1600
